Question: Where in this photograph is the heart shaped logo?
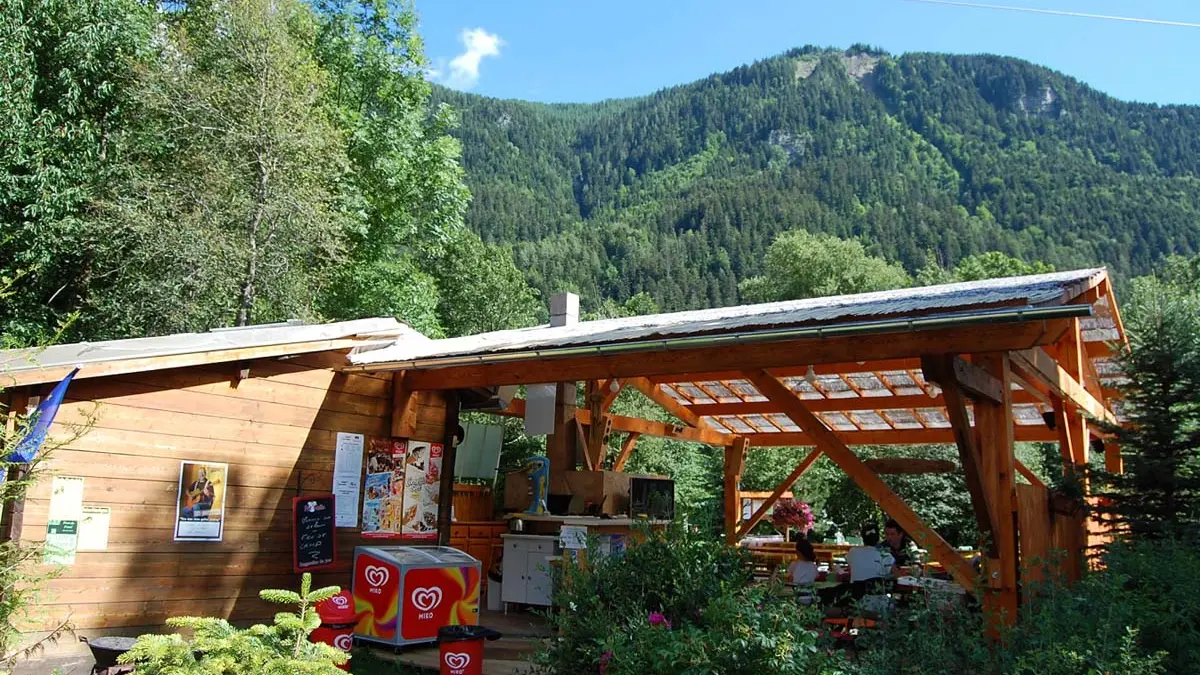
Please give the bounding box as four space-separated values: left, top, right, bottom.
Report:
411 586 443 612
444 652 470 670
332 595 349 608
333 634 353 651
364 565 390 588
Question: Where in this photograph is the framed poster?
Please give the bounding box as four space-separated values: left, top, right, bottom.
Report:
293 494 337 573
174 461 228 542
401 442 441 540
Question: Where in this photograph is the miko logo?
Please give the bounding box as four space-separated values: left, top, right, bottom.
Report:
333 634 353 651
364 565 390 595
410 586 443 619
444 652 470 673
331 595 349 609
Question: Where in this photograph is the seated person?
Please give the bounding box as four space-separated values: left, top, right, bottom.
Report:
844 527 895 615
883 519 919 572
786 538 819 604
845 527 895 582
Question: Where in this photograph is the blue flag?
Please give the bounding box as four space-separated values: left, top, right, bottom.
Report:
9 368 78 464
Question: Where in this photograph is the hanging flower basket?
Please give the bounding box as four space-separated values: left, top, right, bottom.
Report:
771 498 814 537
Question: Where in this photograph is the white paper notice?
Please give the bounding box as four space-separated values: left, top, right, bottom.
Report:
48 476 85 522
334 432 365 527
78 506 111 552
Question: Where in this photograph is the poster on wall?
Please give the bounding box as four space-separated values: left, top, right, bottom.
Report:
44 476 84 565
174 461 228 542
362 437 406 538
401 442 442 540
333 432 365 528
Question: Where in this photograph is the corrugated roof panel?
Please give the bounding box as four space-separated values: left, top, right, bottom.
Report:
726 380 764 402
675 384 714 404
917 409 951 428
744 414 778 432
848 373 891 395
821 412 858 432
881 371 915 389
880 409 925 429
719 416 755 433
697 381 740 403
849 411 891 430
767 414 802 432
353 269 1109 365
1014 405 1045 425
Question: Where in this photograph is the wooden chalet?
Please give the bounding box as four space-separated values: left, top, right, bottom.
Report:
0 267 1125 658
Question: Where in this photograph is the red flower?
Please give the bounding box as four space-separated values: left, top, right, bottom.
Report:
648 612 672 629
600 650 613 674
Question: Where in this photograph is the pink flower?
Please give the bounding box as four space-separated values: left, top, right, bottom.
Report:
600 650 613 674
648 612 672 629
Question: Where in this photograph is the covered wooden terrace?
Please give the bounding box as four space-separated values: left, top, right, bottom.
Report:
346 268 1126 620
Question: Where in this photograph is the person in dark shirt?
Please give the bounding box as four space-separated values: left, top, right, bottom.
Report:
883 519 914 568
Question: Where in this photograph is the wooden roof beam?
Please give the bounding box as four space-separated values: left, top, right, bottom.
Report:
401 320 1069 390
647 358 922 384
493 398 732 446
690 390 1042 417
743 424 1059 446
628 377 715 430
743 369 978 592
1009 348 1117 426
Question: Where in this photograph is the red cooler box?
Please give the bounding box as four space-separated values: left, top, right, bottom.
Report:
352 546 481 647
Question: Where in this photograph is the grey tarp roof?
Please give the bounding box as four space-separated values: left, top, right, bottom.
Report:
350 268 1112 366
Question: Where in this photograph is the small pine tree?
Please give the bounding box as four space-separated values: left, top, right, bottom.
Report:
119 573 348 674
1098 272 1200 539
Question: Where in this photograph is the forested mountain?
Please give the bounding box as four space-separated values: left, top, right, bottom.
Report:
434 47 1200 311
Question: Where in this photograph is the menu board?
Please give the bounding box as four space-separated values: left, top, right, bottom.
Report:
293 494 336 573
360 438 442 540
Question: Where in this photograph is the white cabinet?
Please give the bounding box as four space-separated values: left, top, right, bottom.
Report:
501 535 558 607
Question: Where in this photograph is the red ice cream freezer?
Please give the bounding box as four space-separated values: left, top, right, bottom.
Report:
352 546 481 647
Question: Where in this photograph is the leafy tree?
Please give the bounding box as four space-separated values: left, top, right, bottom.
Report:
1099 259 1200 538
739 230 911 302
90 0 352 335
0 0 151 344
949 251 1055 282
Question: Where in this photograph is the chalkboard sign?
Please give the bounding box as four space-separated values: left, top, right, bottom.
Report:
293 494 336 573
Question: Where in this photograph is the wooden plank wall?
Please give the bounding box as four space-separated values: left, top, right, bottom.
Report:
1015 483 1086 587
12 350 446 641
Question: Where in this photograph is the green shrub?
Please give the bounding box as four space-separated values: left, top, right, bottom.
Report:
849 542 1176 675
119 573 348 674
533 522 837 674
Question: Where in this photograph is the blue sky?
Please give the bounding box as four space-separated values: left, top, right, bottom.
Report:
416 0 1200 105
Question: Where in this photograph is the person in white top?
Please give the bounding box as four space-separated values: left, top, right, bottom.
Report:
844 528 895 582
786 538 819 604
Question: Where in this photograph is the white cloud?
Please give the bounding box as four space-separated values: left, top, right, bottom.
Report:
441 28 503 90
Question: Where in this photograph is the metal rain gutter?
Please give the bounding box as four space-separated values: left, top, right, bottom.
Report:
352 304 1093 372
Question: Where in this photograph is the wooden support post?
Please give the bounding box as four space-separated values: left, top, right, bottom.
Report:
972 354 1019 625
744 370 977 592
922 354 998 555
585 381 611 470
613 432 641 471
547 292 580 476
548 381 579 473
735 448 822 540
391 372 419 438
723 437 749 544
437 391 461 546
